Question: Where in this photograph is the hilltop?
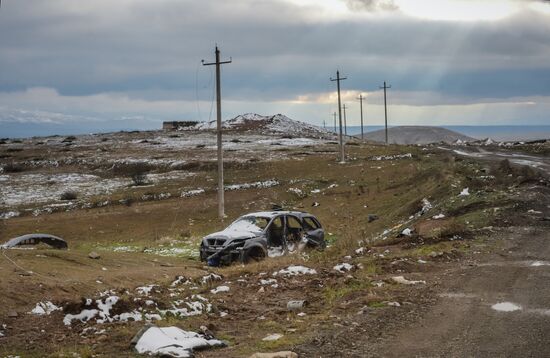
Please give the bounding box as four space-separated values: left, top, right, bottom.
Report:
361 125 475 145
186 113 333 138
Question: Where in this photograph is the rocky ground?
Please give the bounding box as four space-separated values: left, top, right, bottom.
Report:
0 121 549 357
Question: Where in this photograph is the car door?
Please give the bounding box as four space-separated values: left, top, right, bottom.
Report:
302 216 325 248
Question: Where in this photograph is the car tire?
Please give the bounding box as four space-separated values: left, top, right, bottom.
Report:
241 247 266 264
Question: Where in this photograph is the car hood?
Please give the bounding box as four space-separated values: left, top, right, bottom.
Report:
204 228 262 241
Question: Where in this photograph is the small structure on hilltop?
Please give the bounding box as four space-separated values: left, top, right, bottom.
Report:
162 121 199 131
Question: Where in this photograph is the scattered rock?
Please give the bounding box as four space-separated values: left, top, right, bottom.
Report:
7 311 18 318
287 300 308 311
88 251 101 259
368 214 379 223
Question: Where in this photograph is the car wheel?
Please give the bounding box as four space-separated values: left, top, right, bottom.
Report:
242 247 266 263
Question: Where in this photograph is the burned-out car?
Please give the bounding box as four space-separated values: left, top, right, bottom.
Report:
199 211 325 266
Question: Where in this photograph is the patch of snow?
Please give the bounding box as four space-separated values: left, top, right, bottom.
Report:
392 276 426 285
259 278 278 285
225 179 279 191
401 228 413 237
30 301 61 315
134 326 225 358
333 263 353 273
262 333 283 341
491 302 522 312
210 285 230 294
181 188 205 198
459 188 470 196
201 273 222 284
136 285 157 296
370 153 412 161
0 211 20 220
273 265 317 277
171 276 191 287
432 214 445 219
355 247 365 255
63 309 99 326
267 246 284 257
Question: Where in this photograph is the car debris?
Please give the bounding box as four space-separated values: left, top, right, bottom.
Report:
1 233 68 250
131 324 226 357
200 210 325 266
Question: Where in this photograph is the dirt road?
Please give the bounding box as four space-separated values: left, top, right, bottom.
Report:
444 146 550 175
373 152 550 357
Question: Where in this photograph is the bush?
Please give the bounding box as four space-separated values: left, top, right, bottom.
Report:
112 162 152 186
60 191 78 200
2 163 24 173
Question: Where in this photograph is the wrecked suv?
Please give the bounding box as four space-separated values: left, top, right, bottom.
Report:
199 211 325 266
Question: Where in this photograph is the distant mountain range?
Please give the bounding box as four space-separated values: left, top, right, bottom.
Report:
358 126 475 144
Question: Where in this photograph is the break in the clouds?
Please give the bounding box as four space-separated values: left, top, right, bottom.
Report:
0 0 549 136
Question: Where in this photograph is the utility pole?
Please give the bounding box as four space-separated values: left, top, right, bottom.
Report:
379 81 391 145
330 70 347 163
323 120 326 129
202 46 232 219
357 94 365 140
333 112 337 133
342 104 348 136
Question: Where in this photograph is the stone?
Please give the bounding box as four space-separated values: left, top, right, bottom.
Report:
88 251 101 259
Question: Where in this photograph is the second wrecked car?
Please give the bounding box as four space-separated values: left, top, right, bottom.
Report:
199 211 325 266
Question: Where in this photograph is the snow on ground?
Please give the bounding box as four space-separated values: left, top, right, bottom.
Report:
225 180 279 191
0 173 129 207
30 301 61 315
459 188 470 196
433 213 446 219
392 276 426 285
273 265 317 277
201 273 222 284
136 285 157 296
491 302 522 312
0 211 20 219
333 263 353 273
134 326 225 358
210 285 230 294
370 153 412 161
262 333 284 341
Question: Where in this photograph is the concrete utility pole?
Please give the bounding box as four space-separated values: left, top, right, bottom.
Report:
330 70 347 163
342 104 348 136
357 94 365 140
379 81 391 145
333 112 337 133
202 46 232 219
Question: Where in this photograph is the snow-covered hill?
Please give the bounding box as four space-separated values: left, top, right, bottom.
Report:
188 113 332 138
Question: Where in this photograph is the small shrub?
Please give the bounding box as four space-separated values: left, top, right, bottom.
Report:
60 191 78 200
2 163 24 173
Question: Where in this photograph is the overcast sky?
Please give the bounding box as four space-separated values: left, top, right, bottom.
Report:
0 0 549 136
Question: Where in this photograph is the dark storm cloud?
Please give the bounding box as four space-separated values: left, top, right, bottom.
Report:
0 0 549 105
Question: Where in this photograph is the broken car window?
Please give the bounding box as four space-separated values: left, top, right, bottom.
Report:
303 217 320 231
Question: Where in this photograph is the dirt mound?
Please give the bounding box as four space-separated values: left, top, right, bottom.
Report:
362 126 474 145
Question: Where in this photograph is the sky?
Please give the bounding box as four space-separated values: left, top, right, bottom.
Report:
0 0 549 137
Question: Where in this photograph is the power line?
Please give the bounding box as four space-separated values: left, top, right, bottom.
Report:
379 81 391 145
202 46 232 219
330 70 347 163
